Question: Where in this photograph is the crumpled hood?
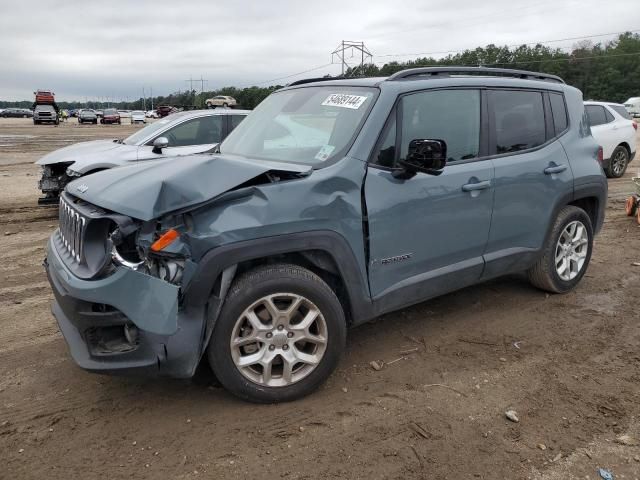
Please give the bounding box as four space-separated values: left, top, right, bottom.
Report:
67 154 312 221
36 139 125 166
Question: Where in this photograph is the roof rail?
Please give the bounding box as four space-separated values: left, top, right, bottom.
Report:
386 67 565 84
287 76 343 86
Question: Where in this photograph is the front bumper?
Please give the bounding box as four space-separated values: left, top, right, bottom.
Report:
45 235 206 377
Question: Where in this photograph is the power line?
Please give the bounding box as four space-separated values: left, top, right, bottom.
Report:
247 63 335 87
374 51 640 68
375 29 640 59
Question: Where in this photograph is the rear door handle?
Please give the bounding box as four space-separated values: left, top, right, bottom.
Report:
544 164 568 175
462 180 491 192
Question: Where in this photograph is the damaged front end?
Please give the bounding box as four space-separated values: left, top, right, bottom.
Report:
46 192 204 377
38 162 78 205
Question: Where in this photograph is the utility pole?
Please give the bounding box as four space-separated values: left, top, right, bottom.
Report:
150 87 153 110
331 40 372 77
142 87 146 111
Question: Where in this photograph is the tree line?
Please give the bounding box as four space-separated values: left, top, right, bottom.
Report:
1 32 638 110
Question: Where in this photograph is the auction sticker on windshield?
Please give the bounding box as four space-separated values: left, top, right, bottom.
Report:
322 94 368 109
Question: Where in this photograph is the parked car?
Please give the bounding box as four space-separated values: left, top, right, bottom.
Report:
95 110 104 118
101 108 121 124
157 105 179 117
33 104 59 125
584 101 637 178
623 97 640 118
78 109 98 124
205 95 237 108
36 109 248 203
145 110 159 118
131 110 146 124
42 67 606 403
0 108 33 118
118 110 132 122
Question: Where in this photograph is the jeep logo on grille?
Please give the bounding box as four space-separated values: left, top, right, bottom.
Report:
76 184 89 193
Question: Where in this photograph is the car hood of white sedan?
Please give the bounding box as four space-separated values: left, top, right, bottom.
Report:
35 139 137 167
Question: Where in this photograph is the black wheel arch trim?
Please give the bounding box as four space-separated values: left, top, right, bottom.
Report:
572 180 607 234
182 231 374 323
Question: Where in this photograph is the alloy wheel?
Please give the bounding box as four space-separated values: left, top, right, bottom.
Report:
230 293 328 387
555 220 588 281
612 149 628 176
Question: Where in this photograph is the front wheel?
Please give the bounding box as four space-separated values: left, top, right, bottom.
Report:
528 206 593 293
208 264 347 403
605 146 629 178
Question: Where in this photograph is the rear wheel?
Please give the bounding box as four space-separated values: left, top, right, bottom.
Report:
605 146 629 178
208 264 347 403
528 206 593 293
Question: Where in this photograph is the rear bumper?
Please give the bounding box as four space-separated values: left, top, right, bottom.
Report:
45 235 206 378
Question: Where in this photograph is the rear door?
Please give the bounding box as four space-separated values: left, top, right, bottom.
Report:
365 88 494 305
137 115 224 160
482 89 573 278
586 104 617 159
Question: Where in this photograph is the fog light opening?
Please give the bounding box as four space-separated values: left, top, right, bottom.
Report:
124 323 139 345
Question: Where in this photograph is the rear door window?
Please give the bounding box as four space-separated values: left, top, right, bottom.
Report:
549 93 568 135
490 90 546 154
585 105 608 127
230 115 245 131
161 116 224 147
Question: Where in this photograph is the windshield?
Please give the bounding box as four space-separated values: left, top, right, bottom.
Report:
123 116 174 145
220 86 376 165
104 109 117 115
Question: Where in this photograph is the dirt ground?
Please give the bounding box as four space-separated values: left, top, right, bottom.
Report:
1 117 639 480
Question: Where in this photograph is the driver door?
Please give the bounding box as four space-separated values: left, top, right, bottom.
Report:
365 89 494 307
137 115 224 160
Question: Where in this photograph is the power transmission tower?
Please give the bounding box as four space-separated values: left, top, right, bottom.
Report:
331 41 373 76
185 76 196 92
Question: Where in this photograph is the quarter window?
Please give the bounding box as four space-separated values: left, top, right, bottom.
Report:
610 105 632 120
490 90 546 154
549 93 568 135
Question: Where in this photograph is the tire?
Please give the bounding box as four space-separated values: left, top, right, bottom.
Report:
605 145 630 178
636 208 640 226
625 196 638 216
223 102 228 108
208 263 347 403
528 206 593 293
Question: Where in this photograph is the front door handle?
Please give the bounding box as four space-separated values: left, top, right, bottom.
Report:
544 164 568 175
462 180 491 192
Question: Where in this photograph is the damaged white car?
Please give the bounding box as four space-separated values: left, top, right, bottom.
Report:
35 109 248 204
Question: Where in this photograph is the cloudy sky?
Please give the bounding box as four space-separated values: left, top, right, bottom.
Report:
0 0 637 101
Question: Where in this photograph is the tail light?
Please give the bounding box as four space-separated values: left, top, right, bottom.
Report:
633 121 637 131
597 146 604 165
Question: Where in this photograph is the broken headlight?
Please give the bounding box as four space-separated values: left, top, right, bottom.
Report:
110 217 189 287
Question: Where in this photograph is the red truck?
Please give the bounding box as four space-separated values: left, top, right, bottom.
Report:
34 90 55 104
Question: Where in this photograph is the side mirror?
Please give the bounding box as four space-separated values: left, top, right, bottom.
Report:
152 136 169 154
394 139 447 178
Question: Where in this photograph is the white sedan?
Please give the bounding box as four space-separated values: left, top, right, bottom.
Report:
131 110 146 124
585 101 637 178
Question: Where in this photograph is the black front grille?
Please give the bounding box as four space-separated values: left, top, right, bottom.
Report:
59 195 87 263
